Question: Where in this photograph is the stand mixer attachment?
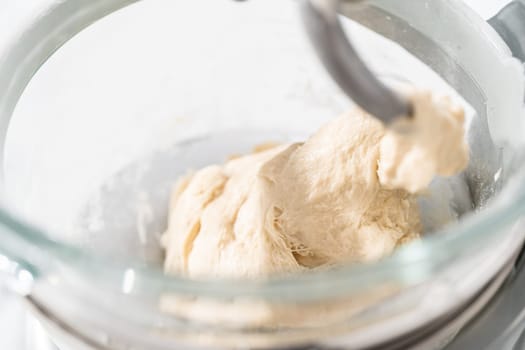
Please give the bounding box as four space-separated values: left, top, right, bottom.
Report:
301 0 413 123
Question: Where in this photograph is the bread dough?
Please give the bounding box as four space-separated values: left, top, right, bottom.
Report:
379 92 469 193
161 90 468 278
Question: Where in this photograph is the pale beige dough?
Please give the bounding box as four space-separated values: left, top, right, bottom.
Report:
161 90 468 279
379 91 469 193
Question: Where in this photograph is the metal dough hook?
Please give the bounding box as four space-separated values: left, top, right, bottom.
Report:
301 0 413 123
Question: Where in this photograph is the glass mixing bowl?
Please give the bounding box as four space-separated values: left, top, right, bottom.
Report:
0 0 524 349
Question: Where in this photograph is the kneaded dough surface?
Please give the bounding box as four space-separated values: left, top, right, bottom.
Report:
162 90 468 279
379 92 469 193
